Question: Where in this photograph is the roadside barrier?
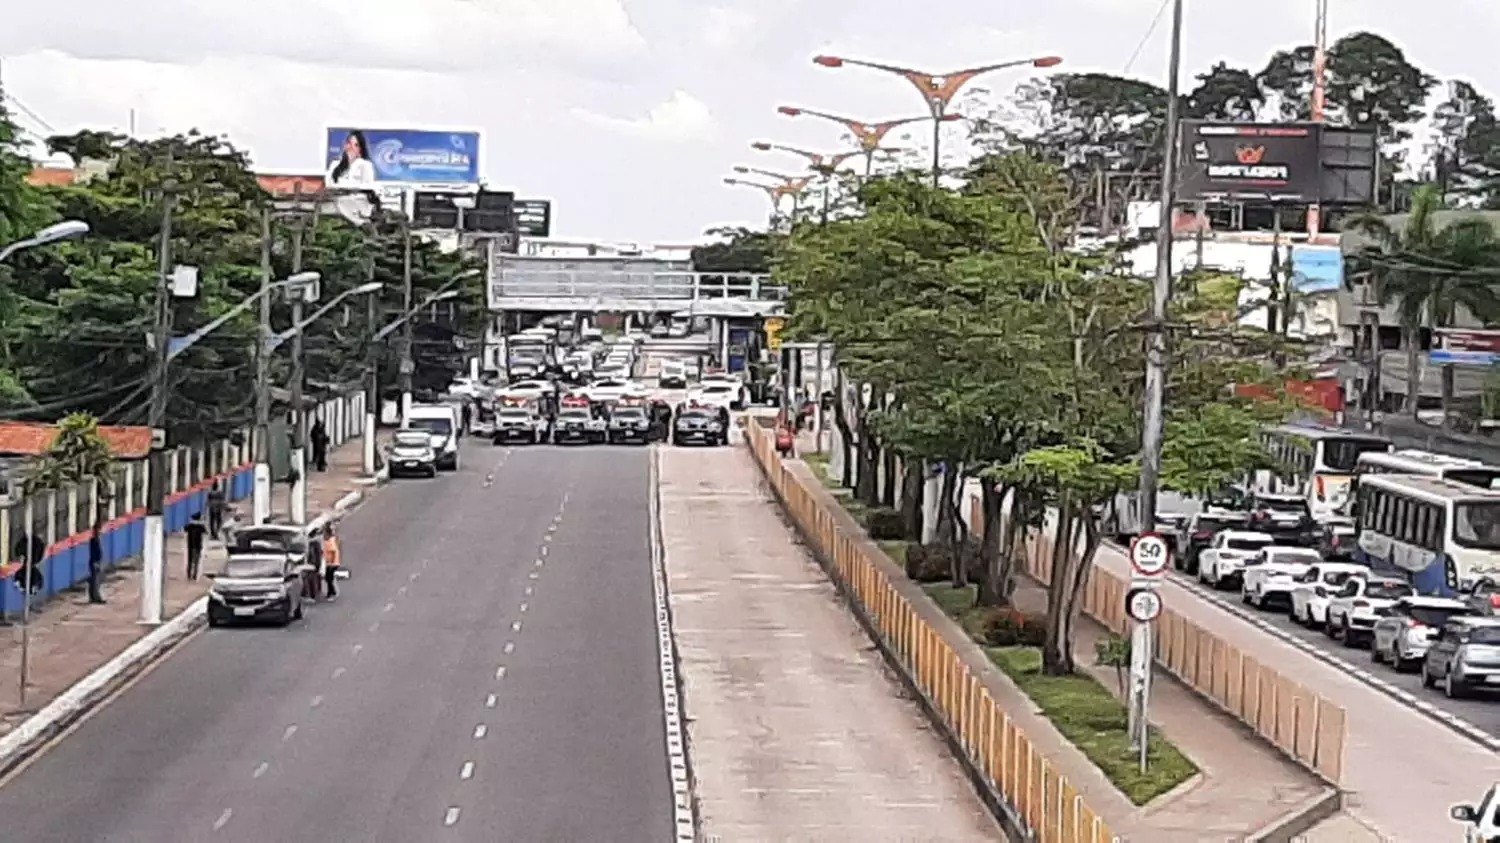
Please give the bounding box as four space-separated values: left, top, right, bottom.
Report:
747 421 1118 843
0 391 367 616
972 501 1348 784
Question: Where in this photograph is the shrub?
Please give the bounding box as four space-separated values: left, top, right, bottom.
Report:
864 507 907 540
981 608 1048 647
904 539 983 583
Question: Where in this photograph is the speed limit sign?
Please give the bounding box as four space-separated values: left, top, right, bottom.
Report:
1130 532 1171 579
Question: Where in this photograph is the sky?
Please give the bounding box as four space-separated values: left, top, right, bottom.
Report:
2 0 1498 244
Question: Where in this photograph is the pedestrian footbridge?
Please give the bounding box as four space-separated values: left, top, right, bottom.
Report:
487 255 785 316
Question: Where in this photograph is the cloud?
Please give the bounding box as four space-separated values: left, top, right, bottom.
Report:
573 91 719 143
701 7 758 50
0 0 647 75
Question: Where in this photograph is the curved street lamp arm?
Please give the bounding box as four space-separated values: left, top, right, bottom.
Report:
372 277 466 343
268 285 381 351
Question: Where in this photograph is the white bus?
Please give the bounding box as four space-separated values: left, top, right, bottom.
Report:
1353 449 1500 490
1354 474 1500 595
1252 424 1392 522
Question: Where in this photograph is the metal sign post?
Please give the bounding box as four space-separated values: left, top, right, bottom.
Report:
1127 532 1169 772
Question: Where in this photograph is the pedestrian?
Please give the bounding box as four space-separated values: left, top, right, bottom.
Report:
461 401 473 433
321 523 342 600
184 511 208 581
12 530 45 596
310 419 330 472
206 481 227 539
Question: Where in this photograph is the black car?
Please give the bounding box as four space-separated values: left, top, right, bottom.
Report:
208 550 308 626
552 408 605 444
1176 511 1249 574
607 405 652 444
672 405 729 446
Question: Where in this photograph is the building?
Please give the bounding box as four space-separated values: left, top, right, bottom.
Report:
0 422 153 502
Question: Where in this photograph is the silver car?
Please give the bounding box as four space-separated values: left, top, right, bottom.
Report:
1421 616 1500 698
207 552 307 627
1370 596 1472 671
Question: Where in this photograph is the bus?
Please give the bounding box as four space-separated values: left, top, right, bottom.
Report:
1354 474 1500 595
1251 424 1392 522
1353 449 1500 490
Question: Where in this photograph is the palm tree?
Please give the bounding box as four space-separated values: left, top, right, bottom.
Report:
1346 185 1500 425
23 413 117 604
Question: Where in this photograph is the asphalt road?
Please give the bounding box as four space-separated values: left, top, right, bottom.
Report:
0 439 673 842
1168 566 1500 738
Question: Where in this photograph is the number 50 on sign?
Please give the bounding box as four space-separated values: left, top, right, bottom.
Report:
1130 532 1171 579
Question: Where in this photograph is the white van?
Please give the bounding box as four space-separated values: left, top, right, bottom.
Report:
660 360 688 388
405 404 460 471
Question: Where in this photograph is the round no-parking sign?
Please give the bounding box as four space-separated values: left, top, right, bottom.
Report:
1125 587 1163 623
1130 532 1171 578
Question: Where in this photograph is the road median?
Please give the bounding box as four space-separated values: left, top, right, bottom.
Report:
745 419 1119 843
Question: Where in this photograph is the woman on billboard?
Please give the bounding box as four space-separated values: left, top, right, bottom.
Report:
327 130 376 187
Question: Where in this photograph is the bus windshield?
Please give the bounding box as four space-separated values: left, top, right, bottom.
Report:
1455 502 1500 550
1322 438 1393 472
1446 469 1500 490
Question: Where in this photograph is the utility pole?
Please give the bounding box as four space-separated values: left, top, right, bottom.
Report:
142 176 176 626
1307 0 1329 237
253 207 273 525
287 217 308 524
400 226 414 424
362 252 382 475
1130 0 1184 751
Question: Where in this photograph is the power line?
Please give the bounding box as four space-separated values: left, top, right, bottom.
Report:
1122 0 1173 76
0 376 151 421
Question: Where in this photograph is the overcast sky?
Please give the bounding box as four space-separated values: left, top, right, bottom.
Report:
2 0 1497 243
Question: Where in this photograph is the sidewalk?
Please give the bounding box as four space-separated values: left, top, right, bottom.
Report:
0 433 382 738
268 431 389 524
1008 580 1329 841
658 445 998 841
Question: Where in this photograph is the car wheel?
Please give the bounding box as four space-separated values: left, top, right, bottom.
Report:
1341 625 1360 649
1420 662 1435 688
1370 641 1383 663
1445 668 1465 699
1390 644 1407 671
1323 615 1340 639
1289 603 1302 624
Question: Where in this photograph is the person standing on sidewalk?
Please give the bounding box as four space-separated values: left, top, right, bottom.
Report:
184 512 208 581
12 530 45 595
206 482 227 538
311 419 331 472
321 523 342 600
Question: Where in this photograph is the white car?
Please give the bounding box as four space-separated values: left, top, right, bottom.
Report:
659 360 689 389
1325 576 1416 647
505 379 555 397
586 378 645 402
1198 530 1276 590
690 382 744 411
1242 546 1323 610
1450 782 1500 840
1288 561 1369 627
1371 596 1473 671
595 364 630 381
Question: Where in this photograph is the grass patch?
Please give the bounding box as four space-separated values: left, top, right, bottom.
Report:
987 647 1197 805
877 540 909 567
922 583 992 639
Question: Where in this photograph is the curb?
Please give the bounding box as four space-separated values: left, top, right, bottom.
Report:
1244 787 1345 843
646 446 698 842
0 597 208 781
0 475 390 781
1153 559 1500 753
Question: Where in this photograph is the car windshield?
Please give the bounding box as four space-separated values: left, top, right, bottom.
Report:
679 411 712 422
499 411 531 420
1322 439 1392 472
1471 627 1500 645
1321 571 1357 586
1197 517 1242 534
222 557 284 578
701 385 733 394
1365 582 1414 600
407 417 452 436
1259 498 1308 515
1227 538 1271 551
614 408 646 419
394 432 430 447
1269 551 1319 565
558 410 590 421
1454 502 1500 550
1410 606 1467 626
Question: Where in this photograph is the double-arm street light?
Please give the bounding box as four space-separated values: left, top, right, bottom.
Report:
0 220 89 262
732 166 816 217
751 142 863 223
723 177 801 227
811 54 1063 184
777 106 960 176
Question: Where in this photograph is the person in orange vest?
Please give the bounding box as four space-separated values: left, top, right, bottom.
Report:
321 523 343 601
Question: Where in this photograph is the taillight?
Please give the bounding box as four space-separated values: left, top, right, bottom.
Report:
1407 620 1427 629
1315 476 1326 500
1194 530 1213 540
1489 595 1500 609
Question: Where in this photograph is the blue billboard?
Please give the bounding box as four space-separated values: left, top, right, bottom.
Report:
325 128 479 187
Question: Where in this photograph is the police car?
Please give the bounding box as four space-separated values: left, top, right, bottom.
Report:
552 396 606 444
672 401 729 446
607 398 652 445
492 396 549 444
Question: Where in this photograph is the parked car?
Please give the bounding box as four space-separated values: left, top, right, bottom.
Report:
1370 596 1472 671
388 429 439 477
1198 530 1276 590
1421 616 1500 698
207 549 308 627
1242 546 1323 611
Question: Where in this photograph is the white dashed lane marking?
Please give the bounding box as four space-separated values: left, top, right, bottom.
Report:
213 809 233 831
519 603 528 613
281 725 298 741
310 695 324 708
332 666 347 679
460 761 475 780
383 602 395 612
523 586 533 596
472 724 488 739
511 621 522 632
252 762 268 779
494 666 507 680
444 807 461 827
485 693 497 708
503 642 515 654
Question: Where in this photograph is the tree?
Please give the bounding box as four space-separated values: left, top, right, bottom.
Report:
1184 62 1265 121
1431 81 1500 207
692 226 779 273
1346 185 1500 422
24 413 117 603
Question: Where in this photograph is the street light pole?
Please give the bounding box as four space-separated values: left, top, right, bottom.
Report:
723 177 786 227
776 106 954 180
142 179 176 626
254 208 273 524
363 276 381 476
400 226 414 425
732 167 814 220
288 218 309 525
810 54 1063 187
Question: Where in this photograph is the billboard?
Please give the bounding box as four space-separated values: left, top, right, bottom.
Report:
513 200 552 237
1178 122 1321 203
325 128 480 187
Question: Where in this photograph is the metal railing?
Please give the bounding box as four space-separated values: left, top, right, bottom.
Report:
491 270 784 302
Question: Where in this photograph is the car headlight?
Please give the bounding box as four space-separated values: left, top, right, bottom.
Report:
708 423 722 431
